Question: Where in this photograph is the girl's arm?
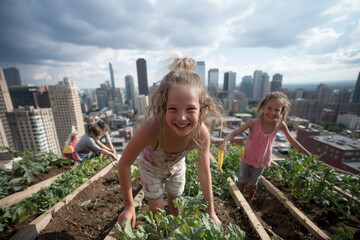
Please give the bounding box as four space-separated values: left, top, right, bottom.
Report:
96 139 113 152
98 146 118 160
197 124 222 225
117 122 154 229
280 121 311 156
104 131 116 154
219 120 252 150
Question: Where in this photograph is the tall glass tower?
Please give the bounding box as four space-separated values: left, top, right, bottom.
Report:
109 62 115 89
136 58 149 96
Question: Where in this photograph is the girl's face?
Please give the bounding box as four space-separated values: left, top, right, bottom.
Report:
165 85 200 137
262 98 283 122
90 133 102 141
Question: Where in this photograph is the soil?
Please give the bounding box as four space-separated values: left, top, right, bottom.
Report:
37 165 142 240
251 184 317 240
268 178 360 238
0 163 120 240
1 165 71 198
32 165 72 183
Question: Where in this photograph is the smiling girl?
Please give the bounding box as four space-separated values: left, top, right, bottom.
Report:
117 56 223 229
219 91 311 204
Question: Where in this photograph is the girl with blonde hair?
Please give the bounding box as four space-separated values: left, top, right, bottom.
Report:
117 56 223 228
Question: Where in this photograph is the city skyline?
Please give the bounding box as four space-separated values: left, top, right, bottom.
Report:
0 0 359 89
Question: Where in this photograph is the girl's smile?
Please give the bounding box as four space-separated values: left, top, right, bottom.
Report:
165 85 200 137
262 99 283 122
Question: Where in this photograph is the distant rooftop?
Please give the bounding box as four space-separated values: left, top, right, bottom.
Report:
311 134 360 150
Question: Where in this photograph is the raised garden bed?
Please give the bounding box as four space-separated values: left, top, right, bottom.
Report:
0 157 114 239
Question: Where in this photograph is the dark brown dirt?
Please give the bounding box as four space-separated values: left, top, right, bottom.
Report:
251 183 317 239
32 165 72 183
37 165 142 240
268 178 360 238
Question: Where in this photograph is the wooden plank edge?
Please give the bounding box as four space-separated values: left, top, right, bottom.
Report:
104 188 145 240
9 160 118 240
260 176 331 240
227 177 271 240
0 172 65 208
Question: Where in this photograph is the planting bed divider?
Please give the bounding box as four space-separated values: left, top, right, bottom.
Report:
227 177 271 240
0 173 65 208
260 176 331 240
9 161 118 240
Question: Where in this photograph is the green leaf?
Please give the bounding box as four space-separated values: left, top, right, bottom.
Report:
80 199 92 207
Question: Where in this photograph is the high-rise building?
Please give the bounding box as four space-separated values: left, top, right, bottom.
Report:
0 69 14 150
9 85 50 108
48 77 85 149
7 106 61 155
223 71 236 93
352 72 360 103
107 88 124 115
136 58 149 96
96 82 110 110
270 73 282 92
208 69 219 97
316 84 332 104
109 62 115 89
3 67 22 87
137 94 149 117
125 75 136 109
291 99 324 123
239 75 253 99
194 61 206 86
252 70 269 100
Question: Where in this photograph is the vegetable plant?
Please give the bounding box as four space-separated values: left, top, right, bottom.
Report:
115 196 245 240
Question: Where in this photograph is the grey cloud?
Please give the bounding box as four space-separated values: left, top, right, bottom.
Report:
228 0 339 48
0 0 229 65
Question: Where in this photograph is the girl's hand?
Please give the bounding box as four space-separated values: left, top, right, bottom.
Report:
118 206 136 229
218 140 229 152
209 211 222 226
112 153 119 161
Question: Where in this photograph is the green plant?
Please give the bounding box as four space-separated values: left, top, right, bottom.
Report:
333 226 356 240
115 196 245 240
0 156 113 232
263 150 359 215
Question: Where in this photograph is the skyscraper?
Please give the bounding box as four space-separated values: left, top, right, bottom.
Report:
252 70 269 100
48 77 85 149
0 68 14 150
109 62 115 89
353 72 360 103
96 82 109 110
223 71 236 93
3 67 22 87
9 85 50 108
125 75 136 109
7 106 61 155
270 73 282 92
208 69 219 97
194 61 206 86
240 76 253 98
136 58 149 96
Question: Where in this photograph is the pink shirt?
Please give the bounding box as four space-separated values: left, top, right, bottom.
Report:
242 118 279 168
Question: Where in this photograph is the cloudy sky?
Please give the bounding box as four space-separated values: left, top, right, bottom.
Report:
0 0 359 89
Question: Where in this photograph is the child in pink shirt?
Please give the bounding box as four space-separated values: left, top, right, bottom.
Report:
219 92 310 203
